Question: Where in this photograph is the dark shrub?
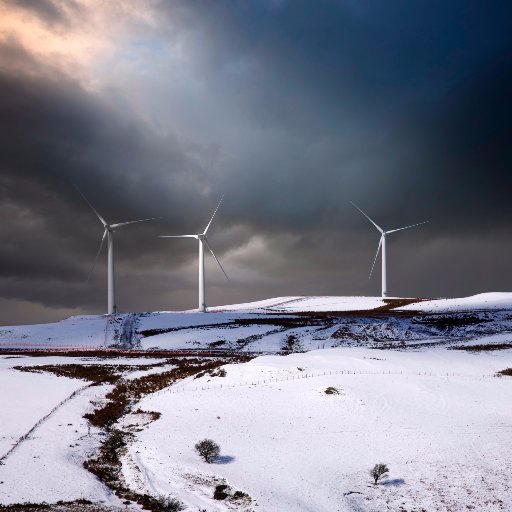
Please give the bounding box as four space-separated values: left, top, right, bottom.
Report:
194 439 220 463
213 484 230 500
231 490 250 502
156 495 185 511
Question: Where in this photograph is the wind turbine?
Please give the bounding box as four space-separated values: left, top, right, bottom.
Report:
77 188 158 315
351 202 428 298
160 196 229 312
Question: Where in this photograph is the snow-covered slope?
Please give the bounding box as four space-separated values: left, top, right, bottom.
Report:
0 355 126 507
0 331 511 510
0 297 388 351
212 295 387 312
399 292 512 312
0 356 84 455
0 315 109 350
1 294 512 352
125 346 512 511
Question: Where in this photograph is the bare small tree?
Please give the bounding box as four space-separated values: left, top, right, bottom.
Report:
370 463 389 484
195 438 220 463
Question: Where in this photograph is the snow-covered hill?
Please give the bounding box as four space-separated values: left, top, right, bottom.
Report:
398 292 512 312
1 345 510 511
128 347 512 511
0 295 511 511
1 294 512 352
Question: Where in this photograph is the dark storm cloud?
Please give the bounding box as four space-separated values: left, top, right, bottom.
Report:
1 0 512 323
0 40 209 315
154 0 512 230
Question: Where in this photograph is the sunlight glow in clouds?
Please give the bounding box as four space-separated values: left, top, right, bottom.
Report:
0 0 159 86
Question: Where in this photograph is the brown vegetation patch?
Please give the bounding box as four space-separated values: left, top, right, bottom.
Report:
132 409 161 421
449 343 512 352
83 355 252 511
414 314 491 329
497 368 512 376
83 358 246 429
373 298 427 311
14 364 133 384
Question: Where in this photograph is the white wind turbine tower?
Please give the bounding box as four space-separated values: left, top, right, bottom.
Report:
160 196 229 313
351 202 428 298
77 188 158 315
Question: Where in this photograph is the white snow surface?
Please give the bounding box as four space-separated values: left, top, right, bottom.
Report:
2 294 512 351
0 315 108 349
126 346 512 512
399 292 512 312
0 338 511 510
140 324 277 351
0 356 128 507
212 295 387 312
0 297 387 350
0 356 84 455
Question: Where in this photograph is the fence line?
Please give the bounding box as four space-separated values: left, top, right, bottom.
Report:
156 368 502 396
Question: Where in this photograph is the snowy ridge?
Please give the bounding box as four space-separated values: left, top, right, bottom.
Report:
398 292 512 312
1 293 512 352
0 307 510 510
211 295 386 312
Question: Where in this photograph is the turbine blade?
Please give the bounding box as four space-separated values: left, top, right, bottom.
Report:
203 238 229 281
74 184 108 227
87 230 107 282
203 195 224 234
159 235 197 238
369 236 382 280
110 217 160 229
350 201 383 234
386 220 429 234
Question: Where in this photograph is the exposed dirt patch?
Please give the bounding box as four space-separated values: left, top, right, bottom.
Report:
372 298 427 312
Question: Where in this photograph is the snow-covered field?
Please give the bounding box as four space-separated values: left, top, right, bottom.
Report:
126 346 512 511
212 295 387 312
0 315 109 350
0 355 125 507
399 292 512 313
0 346 511 510
0 356 84 455
0 294 511 511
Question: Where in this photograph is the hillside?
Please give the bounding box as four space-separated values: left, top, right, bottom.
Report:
0 294 511 511
1 293 512 353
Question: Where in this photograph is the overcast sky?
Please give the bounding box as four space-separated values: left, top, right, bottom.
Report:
1 0 511 324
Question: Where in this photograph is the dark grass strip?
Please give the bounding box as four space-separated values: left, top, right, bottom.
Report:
449 343 512 352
